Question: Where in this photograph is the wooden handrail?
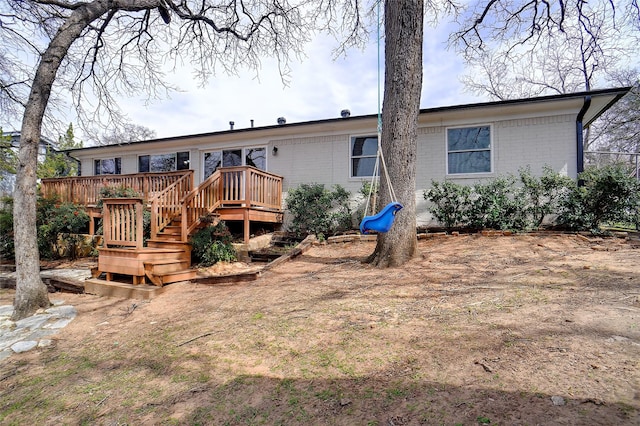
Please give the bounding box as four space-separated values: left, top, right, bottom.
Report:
41 170 192 205
176 166 283 241
150 171 195 239
180 169 223 240
45 166 283 244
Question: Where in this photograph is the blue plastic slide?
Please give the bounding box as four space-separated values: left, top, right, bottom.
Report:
359 202 403 234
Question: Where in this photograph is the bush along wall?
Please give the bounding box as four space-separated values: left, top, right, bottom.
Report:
285 183 353 240
424 164 640 234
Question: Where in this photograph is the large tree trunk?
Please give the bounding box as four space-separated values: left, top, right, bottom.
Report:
368 0 423 267
12 2 114 320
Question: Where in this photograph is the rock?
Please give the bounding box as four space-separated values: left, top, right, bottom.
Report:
43 318 74 330
11 340 38 353
38 339 54 348
45 305 77 318
0 306 14 317
551 395 565 406
14 315 49 331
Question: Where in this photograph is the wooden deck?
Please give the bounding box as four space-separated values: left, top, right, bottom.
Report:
42 167 283 291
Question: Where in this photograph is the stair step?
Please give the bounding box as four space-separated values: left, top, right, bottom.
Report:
145 268 198 287
161 225 182 232
154 233 182 241
144 259 190 276
147 240 192 252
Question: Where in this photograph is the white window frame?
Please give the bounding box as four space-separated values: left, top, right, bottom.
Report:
445 124 493 176
349 135 379 179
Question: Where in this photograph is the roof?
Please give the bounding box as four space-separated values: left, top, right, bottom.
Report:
4 131 57 150
65 86 631 155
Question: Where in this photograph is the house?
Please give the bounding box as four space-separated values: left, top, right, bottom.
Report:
0 131 58 198
60 87 629 223
38 87 629 288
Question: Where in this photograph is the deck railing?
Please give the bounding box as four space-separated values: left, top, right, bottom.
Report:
41 170 193 205
102 198 144 249
42 166 282 243
177 166 283 241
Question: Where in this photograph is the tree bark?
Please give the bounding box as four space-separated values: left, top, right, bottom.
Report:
368 0 423 268
12 1 120 320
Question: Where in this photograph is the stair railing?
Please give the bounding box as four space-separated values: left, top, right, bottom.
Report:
180 169 223 241
150 170 194 240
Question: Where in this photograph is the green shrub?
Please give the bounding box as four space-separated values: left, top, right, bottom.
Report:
190 221 237 266
519 166 574 229
424 180 471 231
468 176 528 230
285 183 353 238
424 167 575 232
557 164 640 231
0 197 14 260
37 197 90 259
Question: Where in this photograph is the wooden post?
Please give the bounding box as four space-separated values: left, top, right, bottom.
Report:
244 209 250 243
245 168 251 208
102 200 111 248
135 199 143 249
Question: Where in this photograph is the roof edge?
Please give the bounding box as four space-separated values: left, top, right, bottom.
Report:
64 86 632 153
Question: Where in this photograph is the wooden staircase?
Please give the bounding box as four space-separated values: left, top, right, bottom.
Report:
90 166 282 292
92 196 198 288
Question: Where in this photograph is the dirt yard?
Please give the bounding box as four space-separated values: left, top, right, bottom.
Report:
0 233 639 425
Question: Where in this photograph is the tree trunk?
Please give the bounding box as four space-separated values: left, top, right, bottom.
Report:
368 0 423 267
11 1 114 320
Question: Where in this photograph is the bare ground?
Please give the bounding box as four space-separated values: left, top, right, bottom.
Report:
0 233 639 425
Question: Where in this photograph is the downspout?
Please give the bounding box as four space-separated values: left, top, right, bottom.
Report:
576 95 591 185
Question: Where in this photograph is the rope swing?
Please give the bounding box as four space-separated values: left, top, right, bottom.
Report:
359 1 403 235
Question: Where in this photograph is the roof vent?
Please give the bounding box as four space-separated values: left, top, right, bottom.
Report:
277 117 286 125
229 121 235 130
341 109 351 118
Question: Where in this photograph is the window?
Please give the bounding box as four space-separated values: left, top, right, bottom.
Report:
351 136 378 177
223 149 242 167
203 147 266 179
138 152 190 173
94 158 121 175
245 147 266 170
204 151 222 178
447 126 491 174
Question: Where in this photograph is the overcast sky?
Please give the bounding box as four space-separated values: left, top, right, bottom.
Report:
76 19 485 141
